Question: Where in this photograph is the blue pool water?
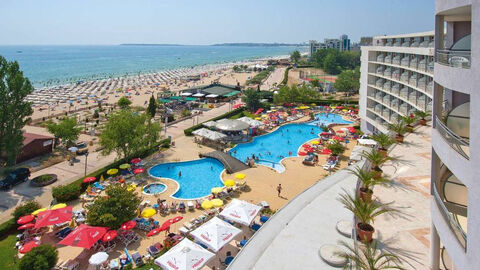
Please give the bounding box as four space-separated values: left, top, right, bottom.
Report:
148 158 225 199
309 113 353 126
143 183 167 195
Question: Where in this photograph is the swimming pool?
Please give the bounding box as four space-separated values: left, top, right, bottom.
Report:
148 158 225 199
309 113 353 126
142 183 167 195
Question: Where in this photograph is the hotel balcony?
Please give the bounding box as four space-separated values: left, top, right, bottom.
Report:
435 115 469 160
409 58 418 68
392 56 401 65
376 55 385 62
435 34 471 69
401 56 410 66
383 81 391 91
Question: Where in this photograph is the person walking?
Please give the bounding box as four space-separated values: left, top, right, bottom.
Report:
276 184 282 197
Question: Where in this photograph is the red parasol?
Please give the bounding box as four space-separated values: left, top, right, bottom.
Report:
102 230 118 242
18 223 35 230
34 206 73 228
147 226 168 237
336 130 344 133
336 106 345 109
131 158 142 164
320 132 330 136
133 168 145 174
58 224 108 249
17 215 35 225
321 149 332 155
82 176 96 183
120 220 136 231
332 136 345 142
19 241 38 254
298 152 307 156
232 103 244 109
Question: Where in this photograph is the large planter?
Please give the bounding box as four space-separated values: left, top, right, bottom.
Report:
419 119 427 126
395 134 404 143
356 222 375 242
372 167 383 179
378 149 387 158
30 174 57 187
406 125 414 133
359 187 373 202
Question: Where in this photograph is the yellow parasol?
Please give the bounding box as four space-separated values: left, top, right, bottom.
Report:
141 208 156 218
311 140 320 145
211 187 223 194
235 173 246 180
127 184 137 192
255 117 261 120
211 199 224 207
261 114 268 118
342 109 348 112
51 203 67 210
201 200 213 209
119 163 130 169
224 179 236 187
32 208 47 216
330 106 337 109
100 175 104 182
107 169 118 175
311 103 317 106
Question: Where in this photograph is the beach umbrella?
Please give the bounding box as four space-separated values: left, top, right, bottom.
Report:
311 140 320 145
133 168 145 174
51 203 67 210
201 200 213 210
18 223 35 230
211 187 223 194
211 199 223 207
160 216 184 230
102 230 118 242
19 241 39 254
127 184 137 192
17 215 35 225
336 130 344 134
119 163 130 169
131 158 142 164
332 136 344 142
147 226 169 237
154 239 215 270
58 224 108 249
31 208 47 216
219 199 262 226
190 217 242 252
82 176 96 183
68 147 78 152
120 220 136 231
89 252 109 265
107 169 118 175
320 132 331 136
34 206 73 228
142 208 156 218
234 173 246 180
298 152 307 156
224 179 235 187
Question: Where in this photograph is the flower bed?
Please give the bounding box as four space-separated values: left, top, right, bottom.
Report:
30 174 57 187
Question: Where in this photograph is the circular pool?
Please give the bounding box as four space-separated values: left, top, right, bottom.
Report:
142 183 167 195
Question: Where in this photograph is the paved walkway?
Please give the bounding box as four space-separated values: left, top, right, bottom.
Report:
260 67 286 91
200 150 249 173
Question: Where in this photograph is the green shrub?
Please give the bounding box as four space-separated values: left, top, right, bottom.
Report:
0 218 17 239
19 244 58 270
52 183 83 203
13 201 41 220
33 174 53 184
279 66 292 86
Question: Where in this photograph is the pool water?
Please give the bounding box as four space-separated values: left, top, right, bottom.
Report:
143 183 167 195
148 158 225 199
309 113 353 126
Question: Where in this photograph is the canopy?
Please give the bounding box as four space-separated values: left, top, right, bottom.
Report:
169 96 182 100
192 93 205 97
120 220 136 231
102 230 118 242
224 179 235 187
89 252 109 265
205 94 218 98
133 168 145 174
211 199 223 207
35 206 73 228
83 176 96 183
180 92 192 96
219 199 262 226
154 239 215 270
223 90 240 97
51 203 67 210
357 139 377 146
237 117 265 128
192 128 227 141
58 224 108 249
32 208 47 216
190 217 242 252
142 208 156 218
19 241 38 254
119 163 130 169
215 119 249 131
18 223 35 230
202 121 217 128
107 169 118 175
201 200 213 209
233 103 244 109
234 173 246 180
17 215 35 225
184 97 197 101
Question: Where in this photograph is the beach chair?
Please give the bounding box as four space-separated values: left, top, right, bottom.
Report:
132 252 144 267
178 226 190 235
187 201 195 211
147 244 160 256
177 202 186 212
109 259 120 270
93 182 105 190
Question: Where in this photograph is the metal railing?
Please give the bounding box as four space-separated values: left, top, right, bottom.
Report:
435 116 470 159
436 50 471 69
432 183 467 249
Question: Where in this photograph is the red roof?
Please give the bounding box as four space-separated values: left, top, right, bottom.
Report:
23 133 54 146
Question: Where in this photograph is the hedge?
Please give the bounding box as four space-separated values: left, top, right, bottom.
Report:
52 138 171 202
0 218 16 240
184 107 245 136
279 66 292 86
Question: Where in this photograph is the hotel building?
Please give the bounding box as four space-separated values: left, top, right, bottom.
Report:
359 31 435 134
430 1 476 269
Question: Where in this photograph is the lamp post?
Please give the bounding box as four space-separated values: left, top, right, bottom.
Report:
84 151 89 176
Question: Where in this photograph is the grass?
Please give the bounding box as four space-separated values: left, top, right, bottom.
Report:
0 234 20 270
135 262 161 270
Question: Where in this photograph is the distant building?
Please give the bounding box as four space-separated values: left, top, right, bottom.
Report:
309 34 351 56
359 36 373 46
16 133 55 163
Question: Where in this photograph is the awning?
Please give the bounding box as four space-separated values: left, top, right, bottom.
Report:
180 92 192 96
202 121 217 128
169 96 182 100
219 199 262 226
192 93 205 97
192 128 227 141
190 217 242 252
205 94 219 98
58 224 108 249
223 90 240 97
237 116 265 128
34 206 73 228
154 239 215 270
159 98 172 103
215 119 250 131
183 97 197 101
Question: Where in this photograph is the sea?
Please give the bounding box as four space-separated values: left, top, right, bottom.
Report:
0 45 306 88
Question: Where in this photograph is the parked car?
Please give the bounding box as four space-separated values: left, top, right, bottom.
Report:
0 168 30 190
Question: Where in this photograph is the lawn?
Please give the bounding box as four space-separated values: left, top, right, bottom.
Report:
135 262 161 269
0 234 19 270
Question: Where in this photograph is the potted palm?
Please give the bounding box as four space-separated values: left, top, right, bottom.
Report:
338 190 395 242
387 121 407 143
360 150 394 179
336 240 405 270
400 115 416 133
327 140 346 157
414 110 430 126
348 166 391 201
371 133 395 157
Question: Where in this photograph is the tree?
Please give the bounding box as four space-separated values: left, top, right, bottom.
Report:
290 50 301 64
371 133 396 152
46 117 81 147
19 244 58 270
334 68 360 97
100 110 161 160
337 240 405 270
326 141 345 156
323 52 341 75
147 95 157 118
0 56 34 165
117 96 132 109
87 184 141 229
13 200 41 220
273 84 319 104
242 88 262 112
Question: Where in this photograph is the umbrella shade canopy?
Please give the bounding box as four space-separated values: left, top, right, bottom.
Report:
219 199 262 226
160 216 184 230
211 187 223 194
215 119 249 131
58 224 109 249
131 158 142 164
51 203 67 210
201 200 213 209
19 241 38 254
224 179 235 187
147 226 167 237
234 173 246 180
211 199 223 207
35 206 73 228
89 252 109 265
119 163 130 169
102 230 118 242
120 220 136 231
192 128 227 141
142 208 156 218
190 217 242 252
236 117 265 128
311 140 320 145
18 223 35 230
107 169 118 175
232 103 244 109
133 168 145 174
31 208 47 216
332 136 344 142
83 176 96 183
336 130 344 133
202 121 217 128
17 215 35 225
154 239 215 270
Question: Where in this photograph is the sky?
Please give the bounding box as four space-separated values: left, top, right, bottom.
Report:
0 0 435 45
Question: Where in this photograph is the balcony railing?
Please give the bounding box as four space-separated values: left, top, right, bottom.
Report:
435 116 470 159
436 50 471 69
432 183 467 249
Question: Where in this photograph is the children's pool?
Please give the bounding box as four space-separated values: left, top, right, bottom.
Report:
148 158 225 199
142 183 167 195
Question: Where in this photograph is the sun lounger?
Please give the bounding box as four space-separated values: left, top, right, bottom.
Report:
109 259 120 270
183 222 194 230
132 252 144 267
178 226 190 235
187 201 194 210
147 244 160 256
93 182 105 190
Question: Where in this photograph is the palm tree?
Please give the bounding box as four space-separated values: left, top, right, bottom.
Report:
371 133 396 157
387 121 407 143
400 115 416 133
360 150 395 179
414 110 431 126
336 240 406 270
338 190 395 242
347 166 391 201
327 141 346 156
